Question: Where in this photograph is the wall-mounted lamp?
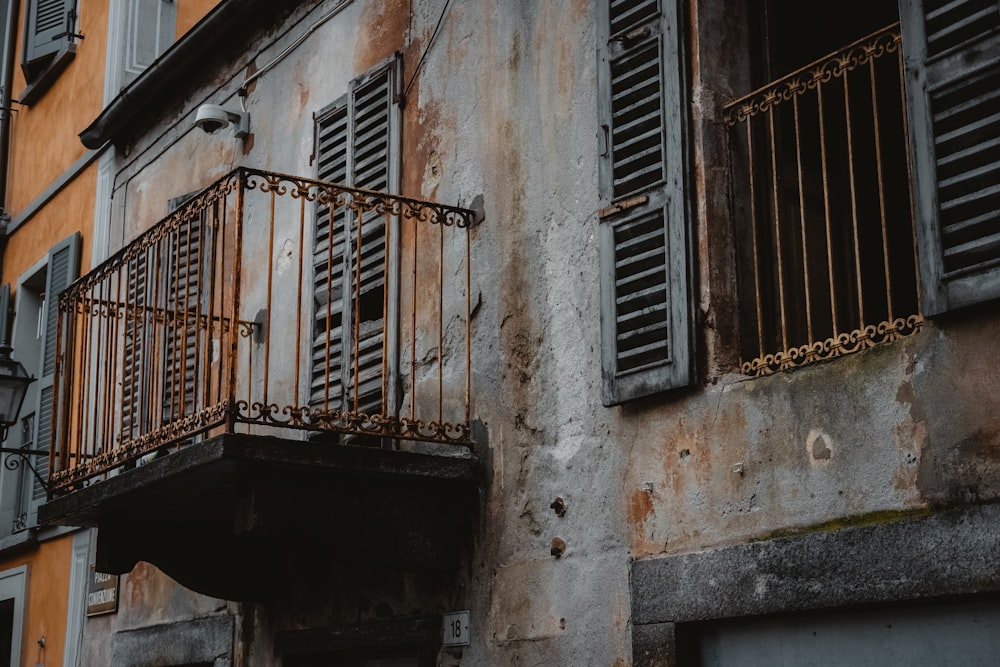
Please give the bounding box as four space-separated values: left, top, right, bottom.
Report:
0 343 32 442
194 104 249 140
0 342 49 493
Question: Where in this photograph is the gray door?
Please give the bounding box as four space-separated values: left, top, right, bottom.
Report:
690 599 1000 667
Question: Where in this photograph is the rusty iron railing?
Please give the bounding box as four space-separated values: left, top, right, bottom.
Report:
725 23 923 376
49 168 474 492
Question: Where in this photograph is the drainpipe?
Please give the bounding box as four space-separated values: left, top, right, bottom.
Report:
0 0 20 279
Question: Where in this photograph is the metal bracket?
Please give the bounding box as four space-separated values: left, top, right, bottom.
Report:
53 10 85 42
0 447 50 493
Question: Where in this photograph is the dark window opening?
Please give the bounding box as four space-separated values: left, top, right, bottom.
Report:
729 0 921 375
0 598 12 667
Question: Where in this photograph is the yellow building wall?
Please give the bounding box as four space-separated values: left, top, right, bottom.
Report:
0 536 73 667
6 1 107 217
3 161 96 286
176 0 221 38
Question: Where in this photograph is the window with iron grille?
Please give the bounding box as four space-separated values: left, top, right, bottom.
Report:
725 0 1000 375
311 56 401 424
598 0 1000 397
726 0 923 375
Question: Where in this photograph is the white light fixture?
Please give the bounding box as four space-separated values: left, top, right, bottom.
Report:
194 104 250 140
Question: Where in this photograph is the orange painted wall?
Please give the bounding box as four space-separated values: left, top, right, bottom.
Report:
0 536 73 667
176 0 222 38
6 1 107 216
3 161 96 284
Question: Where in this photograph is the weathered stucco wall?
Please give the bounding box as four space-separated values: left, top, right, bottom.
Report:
81 561 235 666
90 0 1000 665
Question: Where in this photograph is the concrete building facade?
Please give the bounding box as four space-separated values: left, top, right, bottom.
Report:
1 0 997 665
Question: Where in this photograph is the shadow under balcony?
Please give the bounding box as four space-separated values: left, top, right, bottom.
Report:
38 168 481 601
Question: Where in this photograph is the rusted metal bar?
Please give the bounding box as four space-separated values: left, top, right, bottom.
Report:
262 186 276 407
792 94 814 345
294 189 307 408
465 221 471 425
869 57 893 322
323 192 335 412
380 206 391 418
767 108 789 353
410 205 418 422
438 215 444 426
817 84 839 338
746 120 765 360
227 170 245 431
843 71 865 329
352 202 363 414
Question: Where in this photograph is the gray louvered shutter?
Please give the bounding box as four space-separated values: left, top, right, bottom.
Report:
901 0 1000 315
347 66 393 416
120 250 149 442
121 0 175 86
312 101 349 410
312 58 400 418
30 233 80 518
597 0 692 406
163 194 203 424
25 0 72 63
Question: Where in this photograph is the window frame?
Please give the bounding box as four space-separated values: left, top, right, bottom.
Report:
103 0 176 105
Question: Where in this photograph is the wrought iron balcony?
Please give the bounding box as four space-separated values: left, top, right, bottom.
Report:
48 168 476 493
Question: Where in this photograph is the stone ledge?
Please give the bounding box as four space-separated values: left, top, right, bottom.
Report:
631 502 1000 625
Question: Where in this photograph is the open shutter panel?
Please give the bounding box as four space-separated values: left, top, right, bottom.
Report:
120 250 149 442
346 67 392 416
25 0 71 63
31 233 80 517
311 62 397 418
598 0 692 406
901 0 1000 315
163 195 204 424
311 101 349 409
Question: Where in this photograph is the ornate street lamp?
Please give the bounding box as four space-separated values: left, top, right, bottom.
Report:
0 342 49 492
0 343 32 440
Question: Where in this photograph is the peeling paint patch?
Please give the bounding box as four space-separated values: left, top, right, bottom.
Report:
275 239 295 275
808 429 834 463
628 488 655 526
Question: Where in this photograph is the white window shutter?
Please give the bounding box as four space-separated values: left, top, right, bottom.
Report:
901 0 1000 315
597 0 693 406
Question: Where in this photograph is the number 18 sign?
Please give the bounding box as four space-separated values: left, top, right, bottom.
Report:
442 610 471 647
